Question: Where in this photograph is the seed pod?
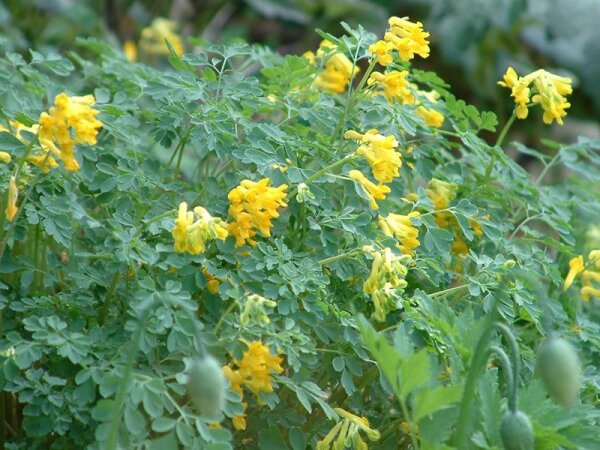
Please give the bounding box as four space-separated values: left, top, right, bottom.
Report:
535 337 580 406
500 411 534 450
186 354 226 418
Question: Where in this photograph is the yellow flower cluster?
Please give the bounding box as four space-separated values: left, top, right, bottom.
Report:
367 71 412 103
38 93 103 171
0 94 102 173
564 251 600 301
227 178 288 247
139 18 184 57
348 170 390 211
368 71 444 127
172 202 228 255
498 67 572 125
368 16 430 65
378 211 421 256
317 408 380 450
426 178 457 212
223 341 284 431
306 41 358 94
363 246 410 321
344 129 401 184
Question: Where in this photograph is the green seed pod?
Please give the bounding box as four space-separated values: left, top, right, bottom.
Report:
535 337 580 406
186 354 226 418
500 411 534 450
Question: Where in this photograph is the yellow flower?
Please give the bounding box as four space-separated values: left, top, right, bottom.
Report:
232 413 247 431
5 176 18 221
38 93 103 171
235 341 284 396
317 408 380 449
378 211 421 255
363 247 410 321
172 202 228 255
348 170 390 210
222 341 284 431
139 18 184 57
303 50 316 65
0 151 11 164
563 255 584 290
123 40 138 62
202 268 220 294
367 71 414 103
345 129 401 184
417 106 445 128
532 71 572 125
498 67 572 125
368 40 394 66
425 178 458 211
312 41 358 94
384 16 430 61
227 178 288 247
8 121 59 172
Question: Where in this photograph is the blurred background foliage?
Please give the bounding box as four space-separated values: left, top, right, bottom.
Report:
1 0 599 145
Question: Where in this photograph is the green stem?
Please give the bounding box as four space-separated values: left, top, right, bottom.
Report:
319 248 363 266
288 154 358 199
492 323 520 412
133 209 175 239
99 273 121 325
213 300 237 336
173 126 193 181
495 110 517 148
429 284 469 298
398 396 420 450
488 346 515 412
454 319 521 447
454 315 497 449
485 110 516 178
106 305 153 450
328 58 378 146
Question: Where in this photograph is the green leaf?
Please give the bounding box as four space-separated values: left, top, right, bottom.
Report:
91 399 115 422
0 131 24 153
399 349 431 398
152 417 176 433
357 315 402 396
413 385 462 422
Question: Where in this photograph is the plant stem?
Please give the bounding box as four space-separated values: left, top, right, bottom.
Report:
485 110 516 178
106 305 152 450
488 346 515 412
173 126 193 181
99 272 121 325
213 300 237 336
454 315 497 448
398 396 419 450
492 322 520 412
429 284 469 298
495 110 517 148
329 58 377 146
133 209 175 239
288 154 358 199
319 248 363 266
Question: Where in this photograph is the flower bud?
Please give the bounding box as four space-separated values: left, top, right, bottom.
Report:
535 337 580 406
500 410 534 450
502 259 516 269
186 354 226 418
